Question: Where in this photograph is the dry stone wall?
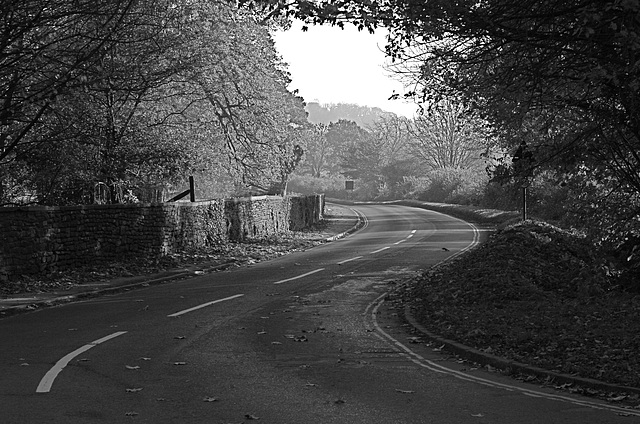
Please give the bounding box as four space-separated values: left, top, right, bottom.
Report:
0 194 323 279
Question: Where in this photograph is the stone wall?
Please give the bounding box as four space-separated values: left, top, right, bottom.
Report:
0 194 323 279
225 196 290 241
289 194 325 231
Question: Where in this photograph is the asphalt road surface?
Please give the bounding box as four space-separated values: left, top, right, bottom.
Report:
0 204 636 423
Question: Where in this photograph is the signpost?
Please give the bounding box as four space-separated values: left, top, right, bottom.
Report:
522 184 528 221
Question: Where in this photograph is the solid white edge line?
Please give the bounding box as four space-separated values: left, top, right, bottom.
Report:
363 215 640 417
370 247 390 254
369 297 640 417
168 294 244 317
272 268 325 285
36 331 128 393
337 256 362 265
327 207 369 242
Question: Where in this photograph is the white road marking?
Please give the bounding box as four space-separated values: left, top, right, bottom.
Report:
411 230 417 234
368 295 640 416
370 247 390 254
361 219 640 417
406 234 413 239
337 256 362 265
272 268 325 285
36 331 127 393
167 294 244 317
393 240 406 245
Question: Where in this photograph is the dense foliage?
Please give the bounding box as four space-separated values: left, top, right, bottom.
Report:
292 101 491 202
0 0 307 205
250 0 640 282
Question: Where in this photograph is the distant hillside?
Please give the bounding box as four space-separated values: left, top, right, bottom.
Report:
305 102 396 128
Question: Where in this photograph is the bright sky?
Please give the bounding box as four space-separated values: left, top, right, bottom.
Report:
272 22 418 118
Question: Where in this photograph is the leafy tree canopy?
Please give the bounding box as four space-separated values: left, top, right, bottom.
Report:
247 0 640 247
0 0 306 205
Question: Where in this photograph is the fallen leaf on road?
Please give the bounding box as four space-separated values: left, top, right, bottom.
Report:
173 361 187 365
20 363 29 366
271 341 282 345
140 357 151 361
335 399 346 404
125 365 140 370
608 395 627 402
125 411 139 416
126 388 143 393
395 389 415 394
245 413 260 420
203 397 218 402
471 413 484 417
174 336 185 339
257 330 267 335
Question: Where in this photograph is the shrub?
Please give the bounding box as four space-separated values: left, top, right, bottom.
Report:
410 167 487 204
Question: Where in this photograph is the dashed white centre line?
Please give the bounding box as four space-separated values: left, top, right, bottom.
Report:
394 240 406 245
167 294 244 317
411 230 417 234
36 331 127 393
272 268 325 285
337 256 362 265
370 246 390 254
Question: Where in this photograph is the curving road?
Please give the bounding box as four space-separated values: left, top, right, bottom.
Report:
0 204 633 423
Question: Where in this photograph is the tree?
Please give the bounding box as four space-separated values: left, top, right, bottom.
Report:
1 0 308 204
243 0 640 191
366 113 419 198
319 119 369 178
407 100 490 171
300 123 332 178
175 1 308 195
0 0 146 203
245 0 640 256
